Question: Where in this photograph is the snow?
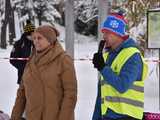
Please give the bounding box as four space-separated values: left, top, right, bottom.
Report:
0 24 160 119
144 58 159 112
0 47 18 115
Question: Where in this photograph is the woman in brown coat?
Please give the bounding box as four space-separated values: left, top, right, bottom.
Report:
11 25 77 120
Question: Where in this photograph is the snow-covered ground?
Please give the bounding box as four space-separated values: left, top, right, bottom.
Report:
0 47 18 115
0 24 159 119
144 57 159 113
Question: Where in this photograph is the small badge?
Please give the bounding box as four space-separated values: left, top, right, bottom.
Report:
110 20 119 28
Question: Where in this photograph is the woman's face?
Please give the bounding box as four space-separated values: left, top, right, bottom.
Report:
32 32 51 52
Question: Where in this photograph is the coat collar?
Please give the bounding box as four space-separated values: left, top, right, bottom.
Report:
31 41 64 67
105 38 138 53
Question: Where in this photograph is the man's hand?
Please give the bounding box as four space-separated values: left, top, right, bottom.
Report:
92 52 105 71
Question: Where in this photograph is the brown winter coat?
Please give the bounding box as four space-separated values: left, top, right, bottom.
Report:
11 42 77 120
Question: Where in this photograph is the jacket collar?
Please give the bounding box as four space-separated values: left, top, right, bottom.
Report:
105 38 138 53
31 41 64 67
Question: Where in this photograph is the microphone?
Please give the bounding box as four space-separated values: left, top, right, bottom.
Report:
98 40 105 53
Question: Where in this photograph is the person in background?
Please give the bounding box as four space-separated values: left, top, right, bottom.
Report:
11 25 77 120
10 20 35 84
92 12 148 120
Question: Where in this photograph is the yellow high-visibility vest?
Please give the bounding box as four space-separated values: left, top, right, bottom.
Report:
101 47 148 119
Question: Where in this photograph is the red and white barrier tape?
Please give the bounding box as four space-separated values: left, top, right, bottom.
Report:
145 60 160 63
0 57 92 61
0 57 29 60
74 58 92 61
0 57 160 62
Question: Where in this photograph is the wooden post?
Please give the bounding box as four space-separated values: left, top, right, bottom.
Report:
65 0 74 58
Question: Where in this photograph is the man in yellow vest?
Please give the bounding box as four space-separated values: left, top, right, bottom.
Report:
92 12 148 120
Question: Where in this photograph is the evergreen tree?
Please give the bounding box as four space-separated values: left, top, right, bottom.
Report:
33 0 61 25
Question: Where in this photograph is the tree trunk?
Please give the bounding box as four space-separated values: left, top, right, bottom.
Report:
98 0 110 41
8 0 15 45
1 0 10 49
1 0 15 48
38 12 42 25
38 17 42 25
65 0 74 58
1 20 7 49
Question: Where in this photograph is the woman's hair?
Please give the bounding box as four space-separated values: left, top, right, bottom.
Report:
34 25 59 44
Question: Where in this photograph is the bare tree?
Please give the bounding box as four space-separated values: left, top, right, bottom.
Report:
1 0 15 49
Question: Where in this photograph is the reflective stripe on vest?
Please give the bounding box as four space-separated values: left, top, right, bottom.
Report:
101 81 144 92
102 96 143 108
101 47 148 119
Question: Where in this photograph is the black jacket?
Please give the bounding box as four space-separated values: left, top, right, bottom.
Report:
10 33 33 84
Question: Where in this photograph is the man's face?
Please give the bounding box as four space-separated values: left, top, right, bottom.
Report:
103 31 119 48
